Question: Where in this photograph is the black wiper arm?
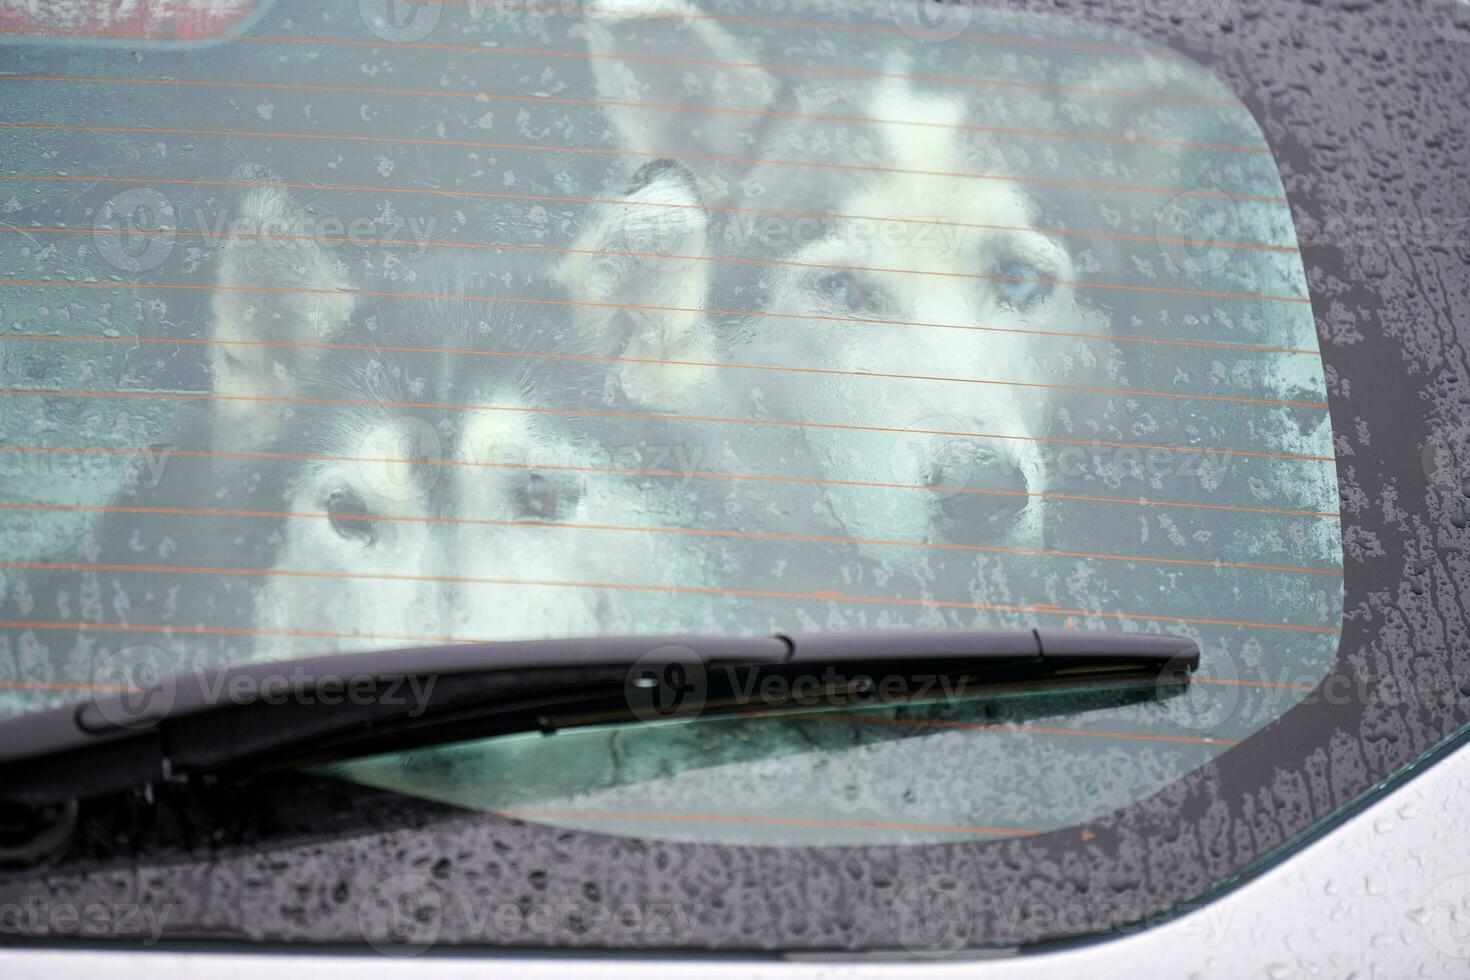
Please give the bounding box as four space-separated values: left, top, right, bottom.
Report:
0 628 1197 811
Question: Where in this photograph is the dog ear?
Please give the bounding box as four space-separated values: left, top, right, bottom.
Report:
208 187 356 439
560 159 716 408
576 0 778 202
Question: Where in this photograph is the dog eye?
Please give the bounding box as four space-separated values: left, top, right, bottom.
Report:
514 473 580 522
326 488 377 544
995 260 1054 312
811 271 891 315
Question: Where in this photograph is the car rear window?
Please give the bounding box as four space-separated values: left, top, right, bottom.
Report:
0 0 1339 849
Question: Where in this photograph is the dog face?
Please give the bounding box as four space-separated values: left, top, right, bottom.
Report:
575 5 1241 573
576 17 1087 561
252 384 710 658
736 82 1078 548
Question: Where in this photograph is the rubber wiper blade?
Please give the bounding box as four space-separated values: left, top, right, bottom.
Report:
0 628 1197 809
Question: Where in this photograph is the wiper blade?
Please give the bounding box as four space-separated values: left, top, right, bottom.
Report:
0 628 1197 811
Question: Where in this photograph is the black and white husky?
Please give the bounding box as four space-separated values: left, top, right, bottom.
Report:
51 160 753 666
573 0 1267 575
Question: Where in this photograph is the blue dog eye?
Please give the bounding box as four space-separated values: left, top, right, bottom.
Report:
812 271 890 315
996 260 1051 311
815 271 861 307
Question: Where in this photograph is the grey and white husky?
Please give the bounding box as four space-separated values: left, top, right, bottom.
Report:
573 1 1252 568
60 160 747 666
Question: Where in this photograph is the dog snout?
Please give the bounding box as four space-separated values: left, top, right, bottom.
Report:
927 442 1037 535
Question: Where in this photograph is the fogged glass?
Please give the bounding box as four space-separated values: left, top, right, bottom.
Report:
0 0 1339 843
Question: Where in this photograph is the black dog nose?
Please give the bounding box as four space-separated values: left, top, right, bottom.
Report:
927 445 1033 539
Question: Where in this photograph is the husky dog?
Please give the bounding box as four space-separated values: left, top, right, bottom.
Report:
574 2 1249 582
40 160 747 667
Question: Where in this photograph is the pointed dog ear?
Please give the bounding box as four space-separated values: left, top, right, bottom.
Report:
576 0 779 201
561 159 716 408
208 188 356 440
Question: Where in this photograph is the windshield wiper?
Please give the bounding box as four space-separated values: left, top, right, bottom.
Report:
0 628 1197 814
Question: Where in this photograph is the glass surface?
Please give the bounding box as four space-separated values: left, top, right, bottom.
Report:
0 2 1340 843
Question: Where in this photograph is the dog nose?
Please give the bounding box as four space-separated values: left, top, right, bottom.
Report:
928 445 1034 537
